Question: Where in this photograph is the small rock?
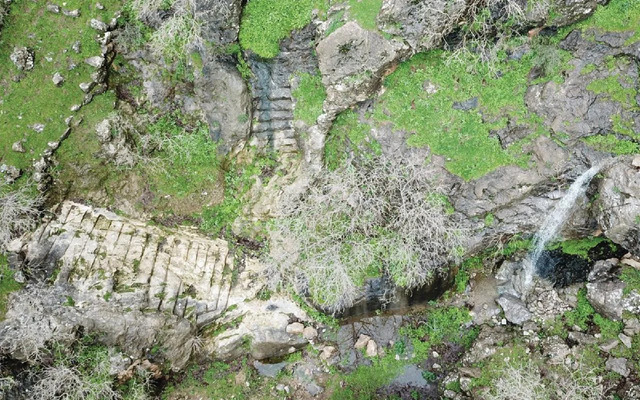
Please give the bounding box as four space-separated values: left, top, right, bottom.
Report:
72 41 82 54
275 384 289 393
624 318 640 336
253 360 287 378
632 155 640 168
497 294 532 325
568 331 598 345
10 47 35 71
302 326 318 340
90 18 108 31
52 72 64 86
13 271 25 284
62 8 80 18
432 363 441 370
619 333 632 348
320 346 335 360
600 339 619 353
235 370 246 386
79 82 92 92
285 322 305 335
70 104 81 112
432 351 440 358
452 96 479 111
46 3 60 13
354 334 371 350
11 141 25 153
85 56 104 68
365 339 378 357
96 2 105 10
606 357 629 377
30 124 45 133
621 258 640 270
0 164 21 183
47 142 59 150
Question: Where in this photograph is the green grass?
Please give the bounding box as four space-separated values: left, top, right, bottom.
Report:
586 75 639 108
239 0 327 58
583 135 640 155
578 0 640 44
0 0 122 171
324 109 381 170
562 288 622 340
329 353 403 400
400 306 477 361
0 255 23 320
547 236 610 260
292 72 326 125
372 49 553 180
621 266 640 296
347 0 382 31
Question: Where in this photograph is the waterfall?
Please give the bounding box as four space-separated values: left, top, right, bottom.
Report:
522 163 604 289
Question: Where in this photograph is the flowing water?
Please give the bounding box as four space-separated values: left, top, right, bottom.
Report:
523 163 605 289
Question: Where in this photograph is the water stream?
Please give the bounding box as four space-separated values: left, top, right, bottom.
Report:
522 163 605 290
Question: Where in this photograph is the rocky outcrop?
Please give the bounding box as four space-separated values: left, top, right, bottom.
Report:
0 202 312 368
195 0 242 46
587 279 640 320
596 157 640 255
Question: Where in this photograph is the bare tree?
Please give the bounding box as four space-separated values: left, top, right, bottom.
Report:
267 156 467 313
0 181 41 252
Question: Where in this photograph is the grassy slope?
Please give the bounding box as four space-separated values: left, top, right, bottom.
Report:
0 0 121 170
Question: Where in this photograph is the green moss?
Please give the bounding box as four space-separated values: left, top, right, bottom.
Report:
239 0 327 58
0 0 123 170
578 0 640 44
586 75 639 108
583 135 640 155
484 213 495 227
621 266 640 296
0 255 23 320
373 50 547 180
292 73 326 125
347 0 382 31
547 236 609 260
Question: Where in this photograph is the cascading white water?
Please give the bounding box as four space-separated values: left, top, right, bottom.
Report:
522 163 605 289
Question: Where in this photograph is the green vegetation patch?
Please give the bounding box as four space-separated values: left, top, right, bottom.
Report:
373 50 550 180
586 75 639 108
400 306 477 361
239 0 327 58
324 109 381 170
347 0 382 31
547 236 611 260
0 0 122 170
0 255 22 320
579 0 640 44
583 134 640 155
329 354 403 400
563 288 622 340
621 266 640 296
292 72 326 125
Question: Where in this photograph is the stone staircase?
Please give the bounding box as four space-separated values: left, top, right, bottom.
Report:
21 202 261 328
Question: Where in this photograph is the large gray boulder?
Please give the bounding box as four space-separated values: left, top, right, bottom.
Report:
317 21 407 112
587 279 640 320
195 57 252 154
596 159 640 255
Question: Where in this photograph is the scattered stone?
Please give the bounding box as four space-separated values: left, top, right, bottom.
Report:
90 18 108 31
84 56 104 68
275 384 289 393
497 294 532 325
619 333 632 349
52 72 64 86
624 318 640 336
0 164 21 183
285 322 305 335
432 363 441 370
79 82 92 92
70 104 81 112
606 357 629 377
452 96 479 111
600 339 619 353
302 326 318 340
46 3 60 13
10 47 35 71
30 123 45 133
11 141 25 153
354 334 371 350
47 142 59 150
253 360 286 378
365 339 378 357
632 155 640 168
568 331 598 345
320 346 335 360
62 8 80 18
72 41 82 54
621 258 640 270
68 62 77 71
13 271 25 284
588 259 619 282
96 2 105 10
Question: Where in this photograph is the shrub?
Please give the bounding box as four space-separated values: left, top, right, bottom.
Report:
0 182 41 252
267 156 467 312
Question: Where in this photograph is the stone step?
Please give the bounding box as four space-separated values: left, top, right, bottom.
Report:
254 110 293 122
251 120 293 134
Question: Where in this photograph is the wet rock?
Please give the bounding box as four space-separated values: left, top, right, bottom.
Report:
596 160 640 256
286 322 305 335
10 47 35 71
195 0 242 46
52 72 64 86
253 360 287 378
588 259 619 282
11 141 25 153
85 56 104 68
587 279 640 320
606 357 629 377
497 294 532 325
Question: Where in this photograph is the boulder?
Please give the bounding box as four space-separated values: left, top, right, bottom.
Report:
10 47 34 71
52 72 64 86
606 357 630 377
497 294 532 325
596 160 640 256
587 280 640 320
